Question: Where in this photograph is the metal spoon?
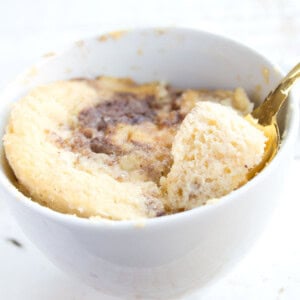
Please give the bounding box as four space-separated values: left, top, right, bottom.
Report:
247 63 300 179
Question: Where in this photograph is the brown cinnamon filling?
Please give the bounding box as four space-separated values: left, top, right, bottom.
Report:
79 93 157 129
58 90 185 184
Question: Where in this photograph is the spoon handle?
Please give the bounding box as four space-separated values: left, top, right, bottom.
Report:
251 63 300 126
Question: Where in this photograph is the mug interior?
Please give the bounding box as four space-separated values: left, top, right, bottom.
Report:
0 27 295 221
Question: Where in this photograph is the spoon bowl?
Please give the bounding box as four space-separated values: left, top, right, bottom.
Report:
248 63 300 179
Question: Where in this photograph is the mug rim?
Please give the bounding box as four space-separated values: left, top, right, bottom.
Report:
0 27 298 229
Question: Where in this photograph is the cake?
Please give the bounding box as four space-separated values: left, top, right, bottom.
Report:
3 76 266 220
161 101 266 211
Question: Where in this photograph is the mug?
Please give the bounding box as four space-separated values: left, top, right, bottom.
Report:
0 28 298 299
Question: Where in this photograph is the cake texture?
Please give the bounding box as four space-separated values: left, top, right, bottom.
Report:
3 76 265 220
161 101 267 212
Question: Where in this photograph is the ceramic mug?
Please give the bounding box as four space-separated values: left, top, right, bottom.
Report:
0 28 298 299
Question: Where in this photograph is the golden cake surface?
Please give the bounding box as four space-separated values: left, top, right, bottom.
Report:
3 76 266 220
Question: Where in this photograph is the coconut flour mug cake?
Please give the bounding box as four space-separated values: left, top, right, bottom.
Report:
3 76 266 220
0 29 298 299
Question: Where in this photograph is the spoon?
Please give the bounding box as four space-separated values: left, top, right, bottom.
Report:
247 63 300 179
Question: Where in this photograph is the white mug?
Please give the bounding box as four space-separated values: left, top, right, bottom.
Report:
0 28 298 299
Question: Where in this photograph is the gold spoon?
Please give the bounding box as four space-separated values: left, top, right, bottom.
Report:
247 63 300 179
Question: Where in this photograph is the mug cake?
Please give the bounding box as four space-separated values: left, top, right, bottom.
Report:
3 76 266 220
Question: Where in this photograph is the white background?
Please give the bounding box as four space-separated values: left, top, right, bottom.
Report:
0 0 300 299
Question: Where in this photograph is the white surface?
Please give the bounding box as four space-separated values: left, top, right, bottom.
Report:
0 0 300 299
